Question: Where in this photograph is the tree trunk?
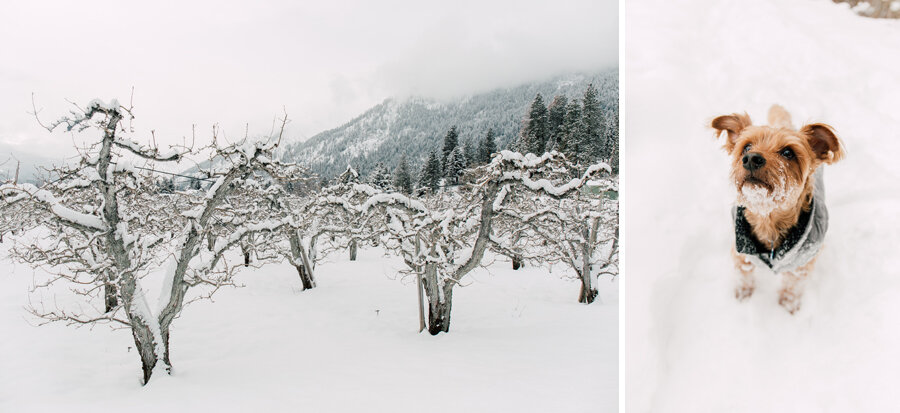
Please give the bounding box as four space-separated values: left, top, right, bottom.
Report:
577 238 598 304
120 271 169 384
242 244 251 267
295 265 315 290
427 287 453 335
349 240 357 261
511 231 523 270
512 254 523 270
578 277 598 304
422 263 453 335
417 273 426 333
288 232 317 291
104 280 118 313
161 327 172 372
128 317 159 384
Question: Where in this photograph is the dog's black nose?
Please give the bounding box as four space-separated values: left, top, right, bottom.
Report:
742 152 766 171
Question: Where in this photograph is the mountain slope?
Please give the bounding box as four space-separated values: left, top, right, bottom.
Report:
280 71 617 178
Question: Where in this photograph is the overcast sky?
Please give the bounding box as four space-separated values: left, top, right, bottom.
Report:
0 0 616 163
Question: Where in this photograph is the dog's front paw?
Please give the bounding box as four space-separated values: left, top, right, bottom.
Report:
778 290 802 314
735 284 755 301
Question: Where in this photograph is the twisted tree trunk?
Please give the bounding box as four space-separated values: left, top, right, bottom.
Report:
118 267 168 384
288 231 316 290
576 221 600 304
129 316 161 383
93 111 168 384
420 181 499 335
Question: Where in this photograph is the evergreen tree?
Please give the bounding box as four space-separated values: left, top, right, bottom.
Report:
445 146 467 185
547 95 568 151
422 150 442 192
582 83 603 160
394 156 413 194
604 107 619 173
479 128 497 164
367 162 393 190
273 71 618 178
608 135 619 174
545 133 560 153
157 177 175 194
463 139 477 166
441 126 459 170
418 162 428 190
560 100 585 164
518 94 549 155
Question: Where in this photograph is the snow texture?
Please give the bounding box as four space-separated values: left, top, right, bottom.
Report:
0 242 617 412
86 98 120 113
205 176 225 199
624 1 900 412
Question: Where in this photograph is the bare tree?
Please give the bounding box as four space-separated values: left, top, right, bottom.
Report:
313 151 608 334
2 99 304 383
493 168 618 304
216 177 320 291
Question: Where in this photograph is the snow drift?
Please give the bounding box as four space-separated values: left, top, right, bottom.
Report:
623 0 900 411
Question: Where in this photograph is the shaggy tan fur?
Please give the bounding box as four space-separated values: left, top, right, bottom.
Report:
712 105 844 313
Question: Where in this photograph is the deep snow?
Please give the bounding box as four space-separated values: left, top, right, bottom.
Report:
0 240 617 412
623 0 900 412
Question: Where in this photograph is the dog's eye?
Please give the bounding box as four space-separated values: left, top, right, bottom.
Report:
742 143 752 154
780 148 795 160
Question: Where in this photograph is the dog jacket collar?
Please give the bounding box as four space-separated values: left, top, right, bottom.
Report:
733 168 828 274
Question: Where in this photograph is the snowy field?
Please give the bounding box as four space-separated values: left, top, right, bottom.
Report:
0 240 617 412
623 0 900 412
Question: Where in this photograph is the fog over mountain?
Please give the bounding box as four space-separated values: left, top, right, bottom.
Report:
0 142 60 184
280 70 617 178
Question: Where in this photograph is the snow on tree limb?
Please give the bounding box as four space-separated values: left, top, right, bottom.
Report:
1 183 106 231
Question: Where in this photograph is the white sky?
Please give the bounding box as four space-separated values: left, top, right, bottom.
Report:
0 0 616 162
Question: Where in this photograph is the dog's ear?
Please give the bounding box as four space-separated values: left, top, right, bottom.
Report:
800 123 844 164
711 113 752 152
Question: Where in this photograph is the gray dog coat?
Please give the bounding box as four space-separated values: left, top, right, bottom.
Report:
733 168 828 274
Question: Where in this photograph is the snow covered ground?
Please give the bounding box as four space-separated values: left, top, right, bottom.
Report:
623 0 900 412
0 240 617 412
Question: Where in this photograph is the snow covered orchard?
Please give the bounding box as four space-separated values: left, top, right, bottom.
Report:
488 152 618 305
0 98 617 384
305 151 614 334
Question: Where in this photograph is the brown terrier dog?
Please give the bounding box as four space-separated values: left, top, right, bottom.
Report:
712 105 844 313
